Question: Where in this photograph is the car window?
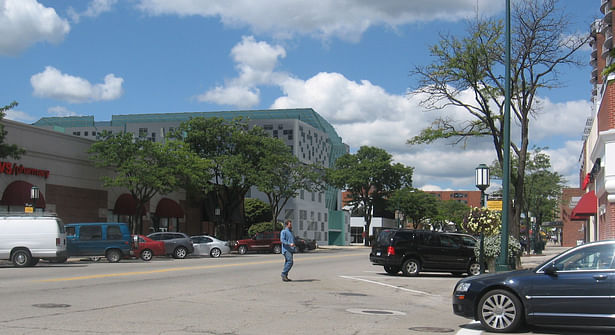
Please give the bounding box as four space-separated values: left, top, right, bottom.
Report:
138 236 146 243
107 225 123 240
80 225 102 241
554 244 615 271
203 237 213 243
149 234 161 241
440 235 460 248
461 236 477 247
376 230 396 246
66 226 75 236
417 232 438 247
255 233 264 240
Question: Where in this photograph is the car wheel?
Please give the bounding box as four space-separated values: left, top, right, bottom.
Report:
401 258 420 276
106 249 122 263
468 262 481 276
173 246 188 259
12 249 31 267
238 245 248 255
210 248 222 258
384 265 400 275
140 249 153 261
272 244 282 254
478 289 524 333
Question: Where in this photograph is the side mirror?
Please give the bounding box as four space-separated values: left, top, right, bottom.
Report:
543 262 557 276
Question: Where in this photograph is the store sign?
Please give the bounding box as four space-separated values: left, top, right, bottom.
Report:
0 161 50 179
487 200 503 211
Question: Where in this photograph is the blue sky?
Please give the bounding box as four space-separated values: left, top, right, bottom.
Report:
0 0 600 191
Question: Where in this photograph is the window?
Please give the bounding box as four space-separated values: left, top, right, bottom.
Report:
318 192 322 203
107 225 123 240
138 128 148 137
84 131 89 136
553 244 615 271
73 131 80 136
66 226 75 236
311 192 315 201
300 190 304 200
151 132 156 141
264 124 273 130
440 235 460 248
351 227 364 244
318 212 321 221
284 209 295 220
80 225 102 241
321 223 324 231
324 213 328 222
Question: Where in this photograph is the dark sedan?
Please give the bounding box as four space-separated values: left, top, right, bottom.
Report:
452 240 615 333
295 236 317 252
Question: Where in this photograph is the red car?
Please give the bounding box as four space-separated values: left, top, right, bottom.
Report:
132 235 166 261
233 231 281 254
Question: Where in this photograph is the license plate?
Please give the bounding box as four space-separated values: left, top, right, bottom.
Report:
376 251 381 256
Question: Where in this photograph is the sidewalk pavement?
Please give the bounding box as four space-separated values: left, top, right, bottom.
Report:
519 243 570 269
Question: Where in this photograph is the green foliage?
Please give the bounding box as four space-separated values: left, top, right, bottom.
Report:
474 234 522 259
0 102 25 159
253 135 325 224
328 146 413 243
247 221 283 236
244 198 272 226
89 131 212 233
388 188 438 229
434 200 470 231
462 207 501 236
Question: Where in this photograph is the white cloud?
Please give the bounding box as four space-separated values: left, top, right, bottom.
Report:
0 0 70 55
68 0 117 23
136 0 501 41
197 36 286 107
31 66 124 103
47 106 79 117
3 109 37 123
202 37 585 190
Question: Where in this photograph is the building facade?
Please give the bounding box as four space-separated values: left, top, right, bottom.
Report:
32 108 350 245
576 3 615 243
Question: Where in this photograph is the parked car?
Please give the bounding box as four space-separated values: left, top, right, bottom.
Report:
453 240 615 333
295 236 317 252
0 214 67 267
146 232 194 259
369 229 481 276
65 222 132 262
190 235 230 258
233 231 281 254
132 235 166 261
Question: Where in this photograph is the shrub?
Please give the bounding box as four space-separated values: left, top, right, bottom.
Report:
474 234 523 259
461 207 501 236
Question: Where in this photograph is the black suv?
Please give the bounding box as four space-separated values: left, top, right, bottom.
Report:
369 229 480 276
147 232 194 259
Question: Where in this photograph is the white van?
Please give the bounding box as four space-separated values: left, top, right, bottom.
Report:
0 215 67 267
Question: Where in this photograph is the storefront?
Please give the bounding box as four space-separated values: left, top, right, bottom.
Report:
0 119 194 234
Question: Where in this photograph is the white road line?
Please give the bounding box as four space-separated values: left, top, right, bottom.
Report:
339 275 436 296
456 321 482 335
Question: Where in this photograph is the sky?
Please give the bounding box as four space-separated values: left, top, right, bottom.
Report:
0 0 600 192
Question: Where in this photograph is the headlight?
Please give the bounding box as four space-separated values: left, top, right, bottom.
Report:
455 282 471 293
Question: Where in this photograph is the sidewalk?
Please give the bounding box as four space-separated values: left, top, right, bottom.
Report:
519 243 569 269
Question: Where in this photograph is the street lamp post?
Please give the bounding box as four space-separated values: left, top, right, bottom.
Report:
30 186 40 213
475 164 490 274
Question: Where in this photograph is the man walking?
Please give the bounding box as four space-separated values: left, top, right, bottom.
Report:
280 220 296 282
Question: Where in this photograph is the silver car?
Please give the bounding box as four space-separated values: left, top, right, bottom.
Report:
190 235 230 258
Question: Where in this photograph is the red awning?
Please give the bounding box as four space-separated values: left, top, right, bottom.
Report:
155 198 184 218
0 181 46 208
571 191 597 218
113 193 138 215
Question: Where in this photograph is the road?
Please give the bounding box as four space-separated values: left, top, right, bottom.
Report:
0 248 612 335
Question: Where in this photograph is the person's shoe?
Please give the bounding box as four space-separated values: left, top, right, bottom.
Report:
281 275 290 282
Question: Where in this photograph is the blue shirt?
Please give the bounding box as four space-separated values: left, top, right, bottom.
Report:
280 228 295 254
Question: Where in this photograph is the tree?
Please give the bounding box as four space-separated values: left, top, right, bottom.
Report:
434 200 471 231
408 0 588 238
253 136 324 232
244 198 272 228
89 132 211 234
0 102 25 159
175 117 273 240
388 188 438 229
328 146 413 245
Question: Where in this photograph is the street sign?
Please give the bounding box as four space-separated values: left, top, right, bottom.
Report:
487 200 502 211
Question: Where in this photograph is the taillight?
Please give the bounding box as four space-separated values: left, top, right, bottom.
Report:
56 238 60 246
387 246 395 256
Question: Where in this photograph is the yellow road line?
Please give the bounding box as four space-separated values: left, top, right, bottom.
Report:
36 252 365 282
